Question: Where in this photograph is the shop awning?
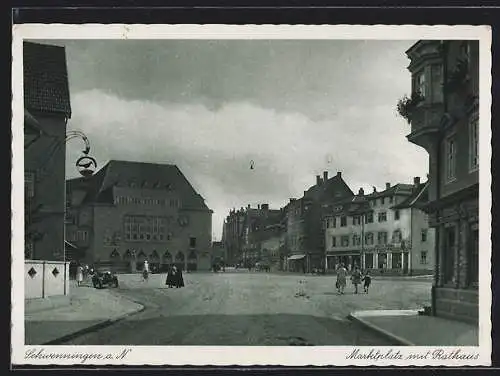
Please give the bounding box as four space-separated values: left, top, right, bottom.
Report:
288 254 306 260
64 240 78 249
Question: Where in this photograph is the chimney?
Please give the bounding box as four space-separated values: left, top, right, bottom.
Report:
258 204 260 210
358 188 364 196
247 204 250 210
261 204 269 211
414 176 421 187
373 186 377 193
316 175 322 186
323 171 328 182
337 171 342 178
386 182 391 190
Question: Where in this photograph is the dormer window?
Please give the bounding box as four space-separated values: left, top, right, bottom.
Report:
415 70 426 98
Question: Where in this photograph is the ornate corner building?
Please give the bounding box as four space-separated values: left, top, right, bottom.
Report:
404 40 479 323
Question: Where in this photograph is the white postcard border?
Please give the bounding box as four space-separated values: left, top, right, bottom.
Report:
11 24 492 366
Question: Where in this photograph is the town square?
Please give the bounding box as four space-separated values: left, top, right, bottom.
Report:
18 28 484 351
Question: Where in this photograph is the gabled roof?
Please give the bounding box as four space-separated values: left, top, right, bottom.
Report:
367 183 414 199
23 41 72 117
392 181 430 209
66 160 211 211
303 174 354 202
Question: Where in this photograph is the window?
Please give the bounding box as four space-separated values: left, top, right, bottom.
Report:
389 196 394 203
419 229 427 242
353 216 361 226
366 212 374 223
446 137 457 181
392 230 402 243
381 197 385 205
378 231 388 245
431 64 444 103
340 217 347 227
353 234 361 246
394 210 400 220
378 211 387 222
332 217 337 228
325 218 330 229
76 230 88 241
420 251 428 264
331 236 337 248
365 232 374 245
190 237 197 248
469 224 479 286
469 113 479 171
415 70 426 97
364 253 374 269
341 236 349 247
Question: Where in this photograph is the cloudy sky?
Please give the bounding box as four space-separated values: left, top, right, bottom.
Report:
43 39 428 240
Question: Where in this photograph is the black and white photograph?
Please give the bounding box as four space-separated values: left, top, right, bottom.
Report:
12 24 491 366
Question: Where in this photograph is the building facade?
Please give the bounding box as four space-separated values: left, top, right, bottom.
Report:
24 41 72 262
65 160 213 272
324 180 435 275
284 171 354 273
211 241 227 266
403 40 479 323
240 204 283 267
222 207 247 265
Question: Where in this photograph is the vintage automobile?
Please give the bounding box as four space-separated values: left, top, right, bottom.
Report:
91 270 119 289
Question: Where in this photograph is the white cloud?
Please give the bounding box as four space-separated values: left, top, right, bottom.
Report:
66 90 428 240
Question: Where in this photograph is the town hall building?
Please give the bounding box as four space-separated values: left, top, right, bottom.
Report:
65 160 213 272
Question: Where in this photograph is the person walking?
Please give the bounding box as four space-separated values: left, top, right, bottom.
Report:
176 266 185 288
166 264 175 288
76 264 84 287
351 266 362 294
336 263 347 294
362 270 372 293
142 259 149 282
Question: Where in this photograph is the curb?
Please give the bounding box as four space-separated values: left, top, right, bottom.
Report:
347 313 415 346
42 297 146 345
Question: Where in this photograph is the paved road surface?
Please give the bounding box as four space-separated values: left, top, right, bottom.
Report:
62 271 431 346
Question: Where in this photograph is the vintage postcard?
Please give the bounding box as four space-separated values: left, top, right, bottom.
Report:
11 24 492 366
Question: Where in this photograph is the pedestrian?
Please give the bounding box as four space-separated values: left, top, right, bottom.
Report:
142 259 149 282
336 263 347 294
166 264 174 288
351 266 362 294
176 266 185 288
362 270 372 293
76 264 84 287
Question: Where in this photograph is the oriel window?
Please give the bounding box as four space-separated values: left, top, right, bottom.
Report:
469 113 479 171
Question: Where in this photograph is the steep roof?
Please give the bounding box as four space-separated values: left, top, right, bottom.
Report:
392 181 430 209
66 160 211 211
23 41 72 117
367 183 415 199
303 173 354 202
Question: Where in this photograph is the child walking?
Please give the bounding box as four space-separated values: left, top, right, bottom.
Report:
362 271 372 293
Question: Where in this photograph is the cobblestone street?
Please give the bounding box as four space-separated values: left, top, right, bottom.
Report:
60 271 431 345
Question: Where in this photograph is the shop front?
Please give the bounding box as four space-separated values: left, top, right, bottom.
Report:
326 252 361 272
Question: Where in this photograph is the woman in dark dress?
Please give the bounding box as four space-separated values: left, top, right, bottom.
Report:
166 264 175 288
176 266 185 288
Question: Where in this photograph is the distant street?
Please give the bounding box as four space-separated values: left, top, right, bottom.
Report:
62 270 431 346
